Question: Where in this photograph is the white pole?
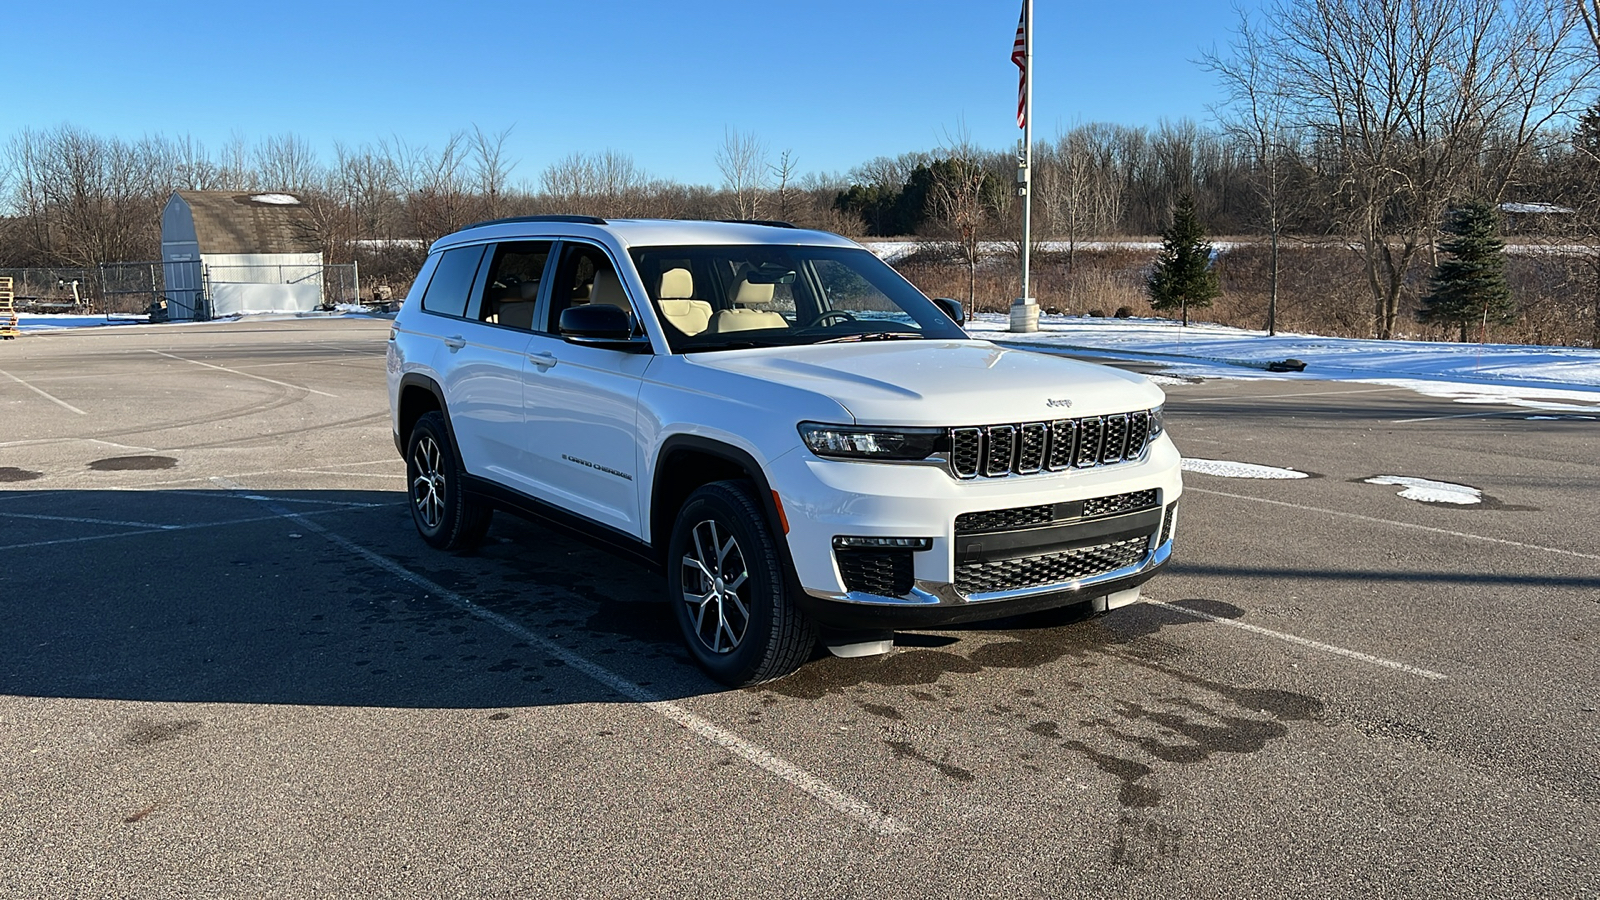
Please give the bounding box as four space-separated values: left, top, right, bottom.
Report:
1010 0 1039 333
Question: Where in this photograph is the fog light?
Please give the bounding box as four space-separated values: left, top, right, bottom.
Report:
832 536 933 551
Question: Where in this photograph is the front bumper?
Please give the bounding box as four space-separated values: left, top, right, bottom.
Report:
773 437 1182 629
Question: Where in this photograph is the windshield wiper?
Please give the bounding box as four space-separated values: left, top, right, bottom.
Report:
814 331 923 344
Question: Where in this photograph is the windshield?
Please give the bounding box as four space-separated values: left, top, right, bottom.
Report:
627 244 966 352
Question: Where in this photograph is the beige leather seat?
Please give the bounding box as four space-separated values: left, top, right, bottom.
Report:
656 268 712 336
491 279 539 330
589 269 630 310
707 273 787 333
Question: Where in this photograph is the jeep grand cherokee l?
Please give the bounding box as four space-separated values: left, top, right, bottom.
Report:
387 216 1181 685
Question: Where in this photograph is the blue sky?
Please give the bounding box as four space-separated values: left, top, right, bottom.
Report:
4 0 1260 187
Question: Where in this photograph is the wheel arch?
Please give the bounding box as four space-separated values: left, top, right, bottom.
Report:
397 374 457 459
651 436 793 575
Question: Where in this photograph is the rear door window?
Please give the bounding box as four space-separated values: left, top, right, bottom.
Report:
476 241 554 330
420 246 486 318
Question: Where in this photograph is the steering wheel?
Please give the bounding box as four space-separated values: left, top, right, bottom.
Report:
804 309 857 328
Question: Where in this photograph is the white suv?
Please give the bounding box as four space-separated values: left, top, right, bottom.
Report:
387 216 1181 685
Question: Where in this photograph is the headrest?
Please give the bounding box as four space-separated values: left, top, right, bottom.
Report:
731 277 774 306
590 270 628 308
659 268 694 300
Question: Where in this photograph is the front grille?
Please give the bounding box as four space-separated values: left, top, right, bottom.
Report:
955 535 1149 595
836 548 915 596
985 425 1017 476
946 410 1155 480
955 505 1053 534
1018 423 1048 473
1075 418 1104 467
951 428 982 477
1083 489 1159 519
955 489 1161 536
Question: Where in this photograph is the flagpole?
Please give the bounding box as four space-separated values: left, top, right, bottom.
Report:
1010 0 1039 333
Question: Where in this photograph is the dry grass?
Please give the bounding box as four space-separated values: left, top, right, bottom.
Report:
893 242 1597 346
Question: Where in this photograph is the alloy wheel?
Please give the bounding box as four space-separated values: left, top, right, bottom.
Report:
680 519 751 654
411 435 445 531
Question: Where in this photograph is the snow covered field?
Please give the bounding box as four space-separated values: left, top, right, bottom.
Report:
967 314 1600 413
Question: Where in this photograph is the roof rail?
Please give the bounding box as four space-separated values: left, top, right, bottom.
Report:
463 214 608 229
719 219 798 228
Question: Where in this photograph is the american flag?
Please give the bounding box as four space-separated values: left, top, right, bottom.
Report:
1012 2 1028 128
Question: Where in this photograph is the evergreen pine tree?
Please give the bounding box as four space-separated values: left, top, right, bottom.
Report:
1420 200 1513 342
1147 194 1220 326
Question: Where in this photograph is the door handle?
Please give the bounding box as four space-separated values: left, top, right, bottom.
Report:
528 351 558 370
443 335 466 351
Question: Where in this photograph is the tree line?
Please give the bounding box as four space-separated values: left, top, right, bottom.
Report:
4 0 1600 344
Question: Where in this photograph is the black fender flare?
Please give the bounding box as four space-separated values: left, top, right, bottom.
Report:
395 373 464 464
651 435 798 580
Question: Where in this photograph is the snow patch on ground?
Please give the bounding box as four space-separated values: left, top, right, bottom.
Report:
18 314 149 332
1364 475 1483 505
1181 458 1309 479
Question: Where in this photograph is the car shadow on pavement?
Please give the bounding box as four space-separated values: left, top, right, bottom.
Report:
0 488 717 709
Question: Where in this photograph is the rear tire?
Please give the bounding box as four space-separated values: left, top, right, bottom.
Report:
405 411 492 551
668 480 816 686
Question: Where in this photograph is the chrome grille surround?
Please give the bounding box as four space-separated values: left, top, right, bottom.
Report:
1047 419 1076 469
946 409 1157 480
1017 423 1048 474
950 428 983 478
985 425 1017 476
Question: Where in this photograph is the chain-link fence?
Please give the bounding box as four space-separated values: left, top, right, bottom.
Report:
0 262 362 318
97 262 165 315
0 268 95 312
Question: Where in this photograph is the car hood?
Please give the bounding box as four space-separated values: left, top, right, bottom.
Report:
684 340 1163 425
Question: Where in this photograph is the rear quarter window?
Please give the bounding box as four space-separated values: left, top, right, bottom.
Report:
420 246 486 318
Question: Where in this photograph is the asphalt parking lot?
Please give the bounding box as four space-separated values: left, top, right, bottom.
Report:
2 318 1597 899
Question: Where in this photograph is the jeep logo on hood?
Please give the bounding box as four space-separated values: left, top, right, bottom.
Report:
1046 398 1074 409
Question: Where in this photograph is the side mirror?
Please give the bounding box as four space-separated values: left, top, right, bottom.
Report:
559 304 649 351
933 297 965 326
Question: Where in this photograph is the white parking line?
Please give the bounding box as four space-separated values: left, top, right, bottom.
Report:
0 505 393 552
145 350 339 398
0 511 181 530
1146 601 1449 681
0 368 87 415
1186 486 1600 563
244 495 911 837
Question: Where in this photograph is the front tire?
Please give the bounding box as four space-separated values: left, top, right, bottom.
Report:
668 480 816 686
405 411 492 551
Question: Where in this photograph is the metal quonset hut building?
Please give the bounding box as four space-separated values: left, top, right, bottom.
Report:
161 191 324 321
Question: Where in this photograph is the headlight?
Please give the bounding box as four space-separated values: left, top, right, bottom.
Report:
798 423 943 461
1149 405 1165 437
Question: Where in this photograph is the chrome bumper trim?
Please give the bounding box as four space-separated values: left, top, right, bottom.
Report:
804 536 1173 608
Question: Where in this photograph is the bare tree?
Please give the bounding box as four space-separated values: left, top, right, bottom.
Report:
928 129 999 306
470 125 516 221
1264 0 1594 338
715 128 769 219
2 125 166 267
1206 11 1307 335
254 133 320 192
771 149 798 221
540 150 654 217
386 132 473 245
